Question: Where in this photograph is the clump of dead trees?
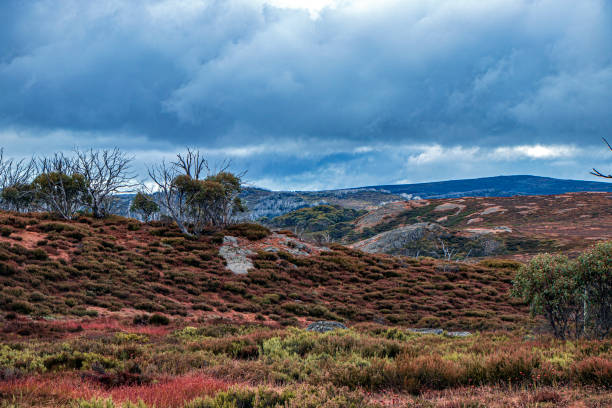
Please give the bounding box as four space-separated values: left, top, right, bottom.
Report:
0 148 135 220
0 148 246 235
146 149 246 237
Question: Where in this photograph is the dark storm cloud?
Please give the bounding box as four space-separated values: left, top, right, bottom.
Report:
1 0 611 189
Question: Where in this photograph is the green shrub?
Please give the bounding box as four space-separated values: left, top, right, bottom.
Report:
149 313 170 326
76 398 149 408
184 387 290 408
478 259 522 270
0 262 17 276
511 253 580 339
576 241 612 339
133 314 150 325
225 223 271 241
8 301 34 315
28 248 48 261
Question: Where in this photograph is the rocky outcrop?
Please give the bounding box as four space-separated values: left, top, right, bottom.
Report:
408 328 472 337
219 236 255 275
408 328 443 335
434 202 465 213
446 331 472 337
306 321 348 333
260 233 319 256
351 223 445 254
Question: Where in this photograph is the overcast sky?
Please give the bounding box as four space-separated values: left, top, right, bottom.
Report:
1 0 612 190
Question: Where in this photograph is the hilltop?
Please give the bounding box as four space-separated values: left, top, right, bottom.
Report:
360 175 612 198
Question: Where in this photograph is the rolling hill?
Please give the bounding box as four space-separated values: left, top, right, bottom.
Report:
0 211 527 331
266 192 612 260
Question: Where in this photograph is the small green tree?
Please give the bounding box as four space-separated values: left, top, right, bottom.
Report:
576 241 612 339
0 183 35 212
130 192 159 222
512 253 581 339
173 171 245 234
31 171 87 220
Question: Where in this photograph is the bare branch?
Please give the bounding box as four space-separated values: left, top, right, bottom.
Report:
591 137 612 179
74 147 136 217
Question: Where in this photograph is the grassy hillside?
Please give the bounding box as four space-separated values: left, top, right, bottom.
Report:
0 211 527 330
265 205 365 243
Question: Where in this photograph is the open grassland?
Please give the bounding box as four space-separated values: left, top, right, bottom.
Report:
1 322 611 407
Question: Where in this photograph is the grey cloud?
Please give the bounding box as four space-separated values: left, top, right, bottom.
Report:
1 0 611 189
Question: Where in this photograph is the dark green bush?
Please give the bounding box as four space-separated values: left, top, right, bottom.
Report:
149 313 170 326
8 301 34 315
225 223 271 241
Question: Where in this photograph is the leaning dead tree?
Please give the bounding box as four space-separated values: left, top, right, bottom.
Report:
591 137 612 179
74 148 135 218
147 149 245 237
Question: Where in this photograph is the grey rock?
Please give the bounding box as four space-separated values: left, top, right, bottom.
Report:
223 236 238 245
281 236 312 256
219 236 255 275
306 321 348 333
407 328 444 335
351 223 445 254
445 331 472 337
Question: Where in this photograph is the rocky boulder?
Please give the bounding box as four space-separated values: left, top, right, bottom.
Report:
219 236 255 275
407 328 443 335
306 321 347 333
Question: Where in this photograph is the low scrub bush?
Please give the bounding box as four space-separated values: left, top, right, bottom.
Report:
225 223 271 241
149 313 170 326
571 356 612 387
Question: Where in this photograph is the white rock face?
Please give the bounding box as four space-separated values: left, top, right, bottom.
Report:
434 203 466 212
219 236 255 274
351 223 444 254
481 206 506 215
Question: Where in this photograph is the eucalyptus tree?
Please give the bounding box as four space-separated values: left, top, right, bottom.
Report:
147 149 246 237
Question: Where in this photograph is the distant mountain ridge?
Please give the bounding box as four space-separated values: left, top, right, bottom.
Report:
357 175 612 198
241 175 612 219
115 175 612 220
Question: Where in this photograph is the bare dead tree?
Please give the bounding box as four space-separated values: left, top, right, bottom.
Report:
435 238 459 273
437 238 457 262
591 137 612 178
147 159 192 235
0 149 36 212
0 149 34 188
173 148 209 180
31 154 86 220
74 147 136 218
